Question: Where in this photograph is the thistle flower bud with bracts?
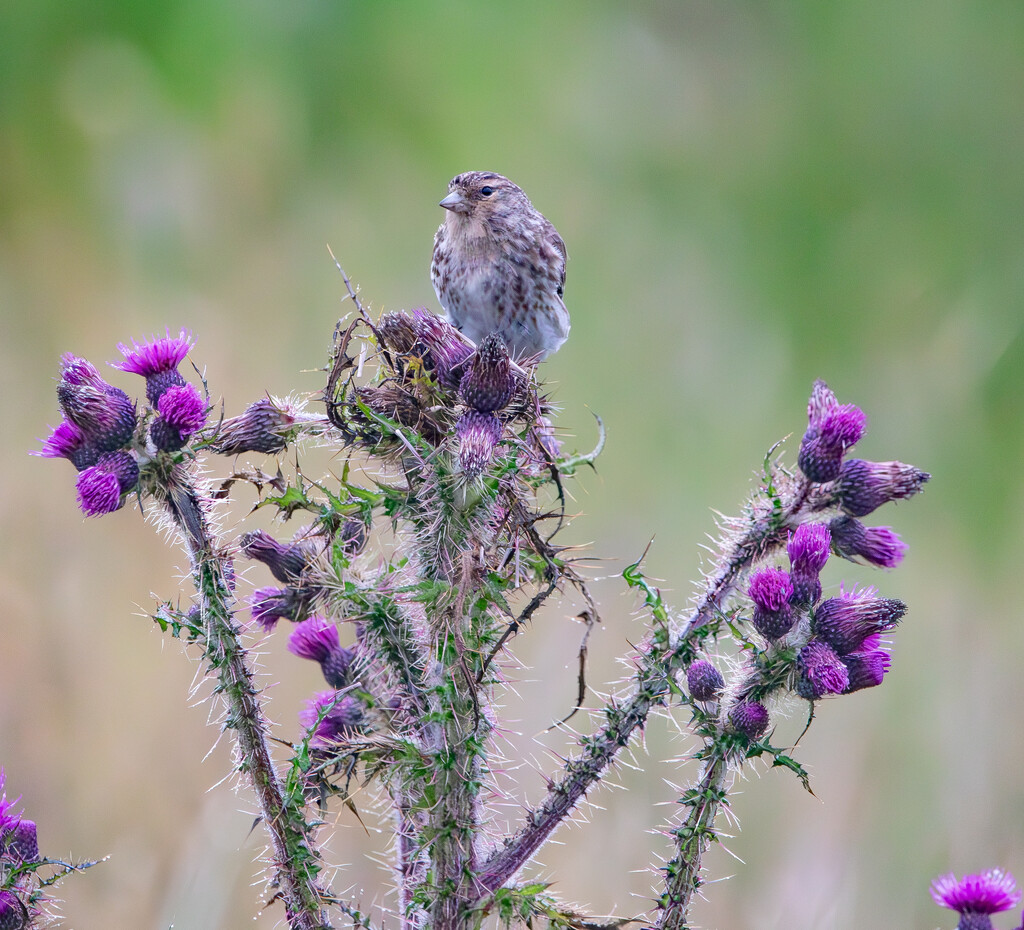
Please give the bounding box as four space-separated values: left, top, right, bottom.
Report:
56 354 137 452
931 870 1022 930
377 310 418 355
112 329 193 406
249 585 307 630
0 891 26 930
339 517 369 557
459 333 515 413
837 458 931 517
787 522 831 607
456 409 502 478
797 379 867 483
156 382 206 437
842 634 892 693
239 530 319 585
0 771 37 863
830 515 907 568
685 660 724 701
299 690 365 747
795 639 850 699
75 451 139 517
149 416 189 453
34 419 99 471
207 398 298 455
413 308 474 389
812 587 906 656
748 566 796 639
728 700 770 741
288 617 356 688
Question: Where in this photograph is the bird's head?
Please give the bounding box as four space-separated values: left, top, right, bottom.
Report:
439 172 526 219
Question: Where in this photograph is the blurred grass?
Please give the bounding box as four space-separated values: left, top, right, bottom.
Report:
2 2 1023 928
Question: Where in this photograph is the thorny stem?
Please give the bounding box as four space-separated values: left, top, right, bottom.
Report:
477 476 811 894
656 756 729 930
164 469 333 930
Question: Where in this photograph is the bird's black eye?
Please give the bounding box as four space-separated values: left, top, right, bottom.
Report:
480 186 494 196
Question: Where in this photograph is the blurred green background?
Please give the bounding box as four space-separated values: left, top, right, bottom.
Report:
3 2 1023 928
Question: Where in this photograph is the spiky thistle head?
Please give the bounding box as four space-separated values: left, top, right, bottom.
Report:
837 458 930 517
75 451 140 517
931 870 1021 930
459 333 515 413
797 380 867 483
288 617 356 688
812 587 905 656
829 515 907 568
111 329 193 405
56 354 137 452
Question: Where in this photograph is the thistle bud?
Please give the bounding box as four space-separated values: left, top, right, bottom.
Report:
208 398 298 455
239 530 319 584
288 616 356 688
459 333 515 413
837 458 930 517
456 410 502 478
796 639 849 699
812 588 905 655
748 567 795 639
797 380 866 483
75 451 139 517
377 311 418 354
249 585 306 630
413 309 473 389
787 522 831 607
728 700 769 740
34 419 100 471
299 690 365 747
56 354 137 452
685 660 724 701
0 891 26 930
829 515 907 568
112 329 193 406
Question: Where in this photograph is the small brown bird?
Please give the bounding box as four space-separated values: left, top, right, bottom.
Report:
431 172 570 363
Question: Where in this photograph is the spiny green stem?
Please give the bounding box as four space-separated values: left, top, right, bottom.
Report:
165 469 333 930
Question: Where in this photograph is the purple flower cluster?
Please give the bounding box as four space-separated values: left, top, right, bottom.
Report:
37 332 208 517
931 869 1022 930
0 771 40 927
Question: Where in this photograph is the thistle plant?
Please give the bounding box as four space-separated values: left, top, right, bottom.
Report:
32 270 944 930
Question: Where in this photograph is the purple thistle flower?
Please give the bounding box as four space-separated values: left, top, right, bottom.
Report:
3 820 38 863
413 308 474 389
288 616 356 688
728 700 770 740
157 383 207 436
112 329 193 405
830 515 907 568
931 870 1022 930
787 522 831 607
299 690 364 747
75 451 139 517
239 530 318 584
0 891 26 930
56 354 137 452
34 420 99 471
837 458 930 517
686 660 724 701
797 380 867 483
249 585 305 630
842 634 892 693
456 410 503 479
149 416 189 453
748 567 796 639
208 398 299 455
796 639 850 699
812 587 906 656
459 333 515 413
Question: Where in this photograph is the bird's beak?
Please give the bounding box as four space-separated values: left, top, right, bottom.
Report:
439 191 468 213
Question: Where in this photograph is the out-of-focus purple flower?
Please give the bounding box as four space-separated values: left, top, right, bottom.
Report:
796 639 850 699
157 383 206 436
728 700 769 740
34 420 99 471
112 329 193 405
686 660 724 702
787 522 831 607
56 354 137 452
842 634 892 693
459 333 515 413
207 398 298 455
288 617 356 688
456 410 502 479
931 870 1022 929
797 380 866 483
748 567 795 639
413 309 474 389
837 458 930 517
299 690 364 747
830 515 907 569
240 530 319 584
249 585 305 630
0 890 26 930
812 587 905 656
75 451 139 517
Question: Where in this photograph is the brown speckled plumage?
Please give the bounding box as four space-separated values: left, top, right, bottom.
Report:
430 172 570 362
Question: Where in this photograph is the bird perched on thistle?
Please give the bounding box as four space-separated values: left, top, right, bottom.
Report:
431 172 570 363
